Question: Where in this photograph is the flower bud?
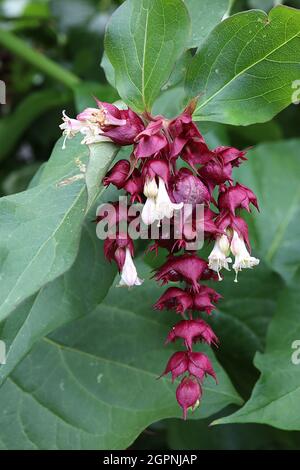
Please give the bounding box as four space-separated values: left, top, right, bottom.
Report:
143 177 159 198
165 319 218 351
172 168 210 206
176 377 202 420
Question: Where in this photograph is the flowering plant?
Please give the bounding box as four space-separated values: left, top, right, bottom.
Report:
61 89 260 418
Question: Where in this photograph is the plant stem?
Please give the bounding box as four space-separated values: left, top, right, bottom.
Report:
0 29 80 89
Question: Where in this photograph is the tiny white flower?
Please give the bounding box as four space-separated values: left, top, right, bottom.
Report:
230 231 260 282
155 177 183 222
60 110 112 149
59 110 84 149
118 248 143 287
141 177 183 226
208 234 232 281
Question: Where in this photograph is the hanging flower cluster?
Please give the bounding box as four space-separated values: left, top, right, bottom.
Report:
60 98 259 419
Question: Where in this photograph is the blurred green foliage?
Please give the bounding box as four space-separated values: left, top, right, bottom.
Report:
0 0 122 195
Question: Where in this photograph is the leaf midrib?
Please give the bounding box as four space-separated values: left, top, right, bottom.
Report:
42 337 241 403
141 6 149 109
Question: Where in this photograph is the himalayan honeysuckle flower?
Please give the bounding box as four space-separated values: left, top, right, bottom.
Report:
140 159 183 225
155 177 183 222
104 233 143 287
60 97 260 419
119 247 143 287
208 234 232 280
230 230 260 282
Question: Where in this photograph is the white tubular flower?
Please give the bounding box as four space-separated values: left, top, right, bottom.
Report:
79 124 112 146
60 110 113 149
59 110 84 149
141 197 158 225
208 234 232 281
144 177 158 199
142 177 159 225
155 177 183 221
118 248 143 287
230 231 260 283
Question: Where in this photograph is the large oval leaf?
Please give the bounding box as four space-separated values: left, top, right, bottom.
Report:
213 269 300 430
234 139 300 282
184 0 231 48
0 136 117 321
0 262 241 449
105 0 191 112
211 262 283 397
186 6 300 125
0 222 117 386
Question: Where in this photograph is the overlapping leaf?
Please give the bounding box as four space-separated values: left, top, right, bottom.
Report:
105 0 191 112
184 0 231 48
186 6 300 125
211 263 283 397
234 139 300 282
0 223 117 386
0 136 117 321
214 270 300 430
0 262 242 449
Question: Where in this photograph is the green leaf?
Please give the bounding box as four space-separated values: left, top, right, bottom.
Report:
73 81 119 112
0 136 117 321
152 86 187 118
162 50 192 91
184 0 231 48
186 6 300 125
0 223 117 386
104 0 191 112
85 143 119 211
100 52 116 89
234 139 300 282
211 262 283 397
0 262 242 449
198 122 230 148
167 408 300 449
248 0 280 12
229 121 283 145
2 163 41 195
213 269 300 430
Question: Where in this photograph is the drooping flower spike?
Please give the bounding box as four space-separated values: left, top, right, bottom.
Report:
60 96 260 419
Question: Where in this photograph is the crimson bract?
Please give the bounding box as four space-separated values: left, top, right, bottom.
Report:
60 98 259 419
